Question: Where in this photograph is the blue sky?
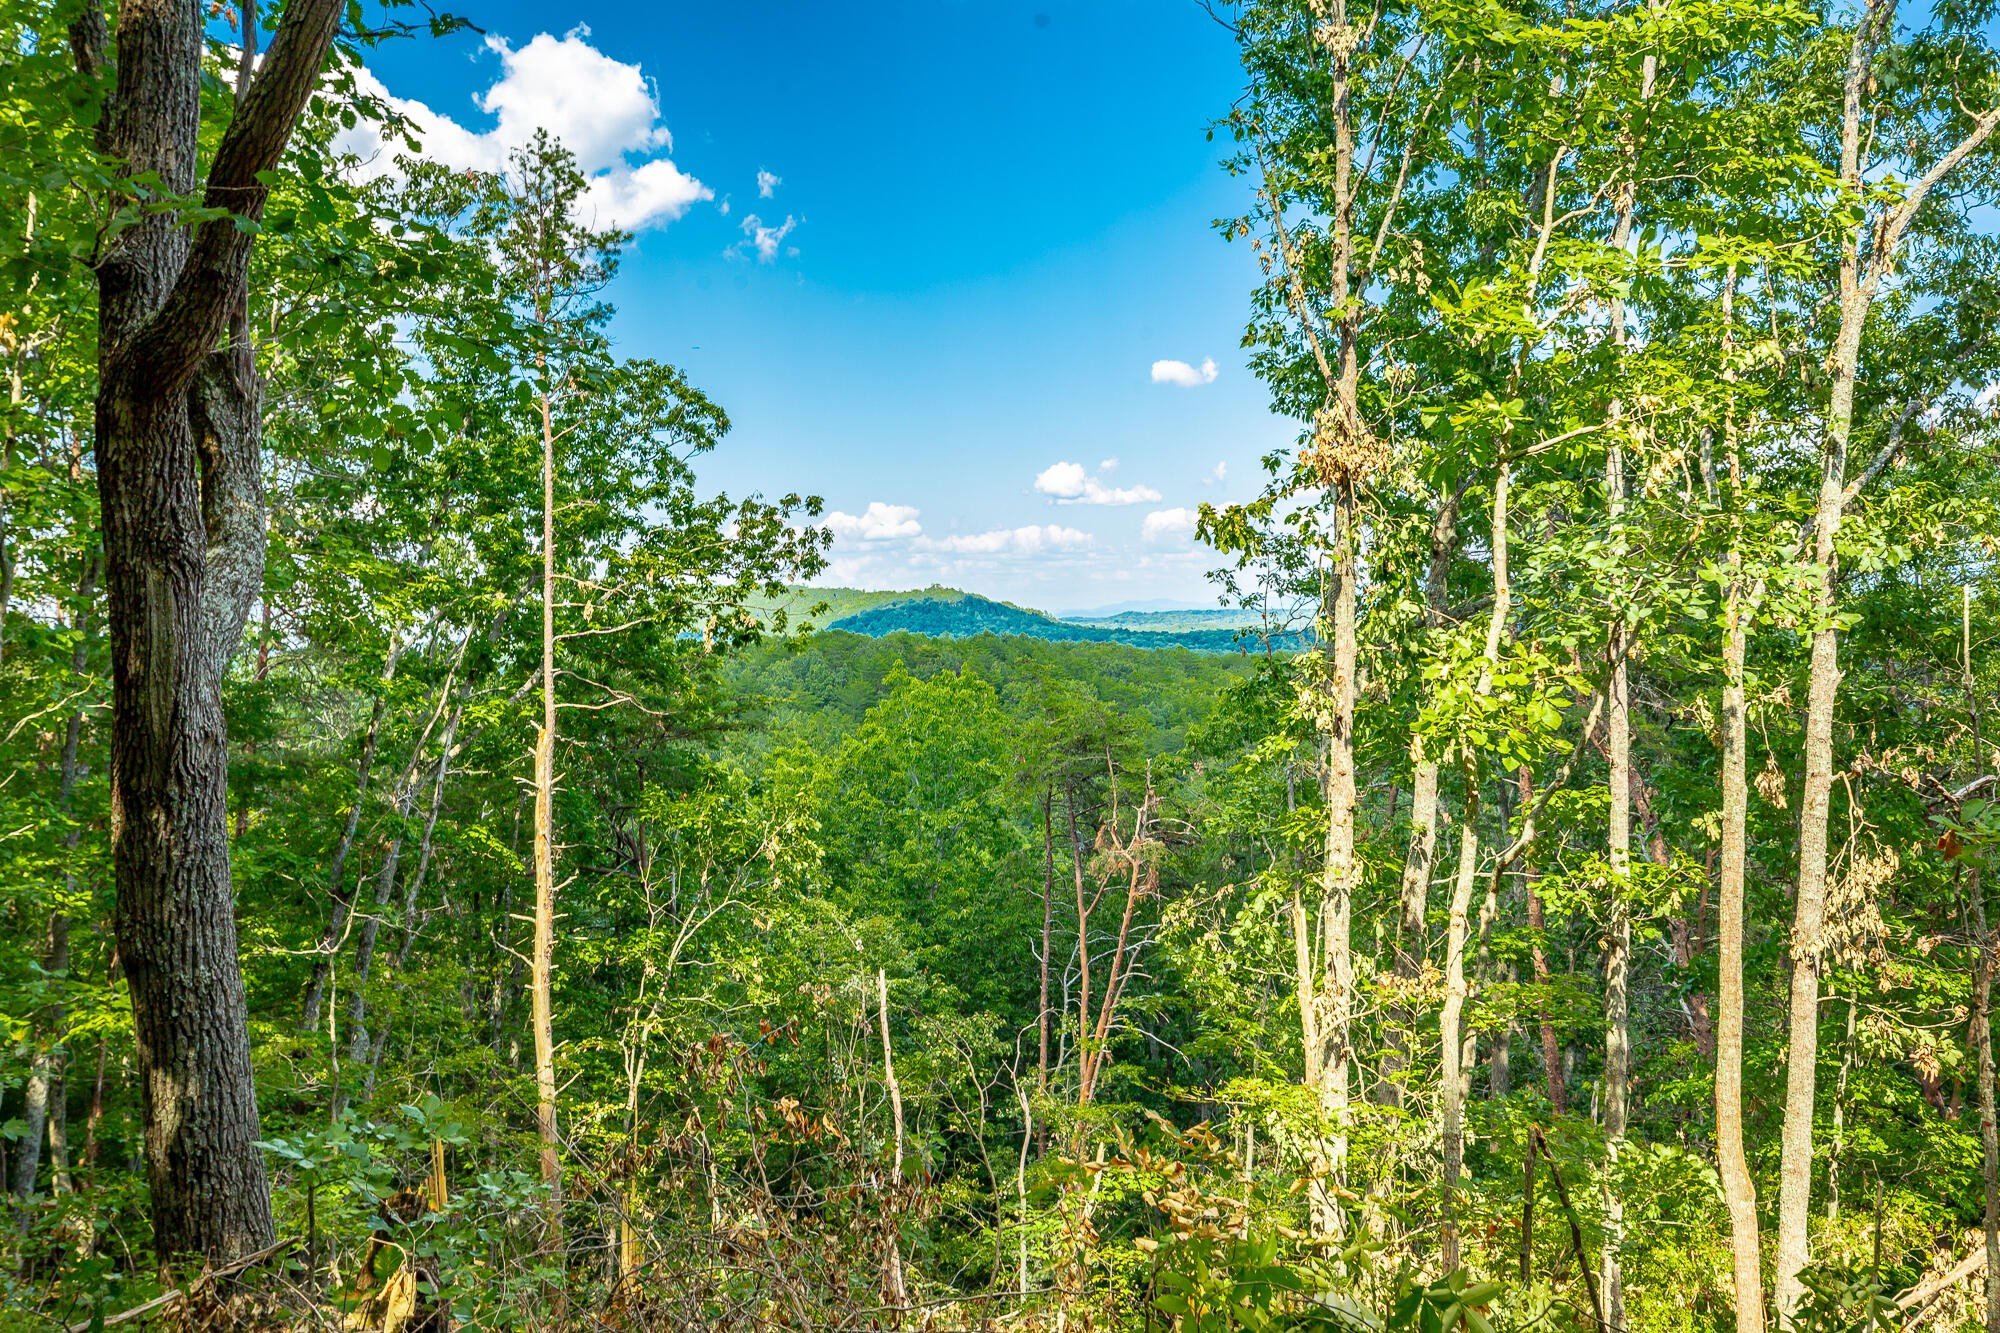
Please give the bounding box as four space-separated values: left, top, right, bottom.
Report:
351 1 1296 613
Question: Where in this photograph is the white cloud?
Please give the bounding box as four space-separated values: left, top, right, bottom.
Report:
1033 460 1161 506
824 502 923 541
920 524 1093 556
734 213 798 263
333 28 711 231
1142 507 1199 543
1151 356 1219 387
757 169 781 198
1207 461 1228 484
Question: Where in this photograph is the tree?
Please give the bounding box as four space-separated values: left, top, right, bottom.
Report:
79 0 342 1266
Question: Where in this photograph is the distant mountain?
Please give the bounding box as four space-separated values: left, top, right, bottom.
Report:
1062 608 1270 633
827 591 1256 652
1051 598 1212 618
759 585 1305 652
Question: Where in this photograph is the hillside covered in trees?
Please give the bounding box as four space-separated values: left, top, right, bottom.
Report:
4 0 2000 1331
823 591 1268 651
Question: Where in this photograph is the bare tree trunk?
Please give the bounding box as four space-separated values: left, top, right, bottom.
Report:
1040 788 1054 1093
533 378 563 1238
80 0 341 1266
878 969 909 1313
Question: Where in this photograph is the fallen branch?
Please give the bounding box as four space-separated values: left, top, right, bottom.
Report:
65 1236 299 1333
1897 1237 1986 1329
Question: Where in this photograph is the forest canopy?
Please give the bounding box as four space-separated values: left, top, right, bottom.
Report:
2 0 2000 1331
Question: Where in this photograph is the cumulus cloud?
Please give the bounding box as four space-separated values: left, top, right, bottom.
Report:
824 502 923 541
920 525 1093 555
1033 461 1162 506
757 169 781 198
1151 356 1219 387
334 27 710 231
1207 461 1228 484
1141 507 1199 544
734 213 798 263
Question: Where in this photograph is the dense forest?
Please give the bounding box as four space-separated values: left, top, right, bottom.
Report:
4 0 2000 1330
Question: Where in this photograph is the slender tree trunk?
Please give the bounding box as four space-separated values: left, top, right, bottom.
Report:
1317 479 1360 1223
1598 62 1652 1317
1441 461 1511 1271
361 709 465 1102
1040 787 1054 1093
341 774 421 1077
16 559 94 1204
877 969 909 1312
1388 491 1459 1107
1520 766 1566 1115
1440 753 1482 1272
80 0 342 1266
15 915 68 1209
1602 438 1632 1333
1777 13 1878 1314
1067 792 1093 1103
300 637 402 1031
532 381 563 1235
1966 587 1999 1333
1711 270 1765 1333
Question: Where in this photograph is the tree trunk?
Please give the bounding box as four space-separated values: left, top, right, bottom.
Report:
877 969 910 1313
82 0 342 1266
1602 438 1632 1333
300 638 403 1031
1967 588 1998 1333
1388 489 1459 1107
1713 270 1765 1333
533 374 563 1237
1040 787 1054 1093
1316 478 1360 1223
1441 461 1511 1271
1440 753 1482 1272
15 558 95 1203
1520 767 1566 1115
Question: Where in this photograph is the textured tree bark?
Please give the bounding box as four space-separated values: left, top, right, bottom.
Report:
82 0 342 1267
